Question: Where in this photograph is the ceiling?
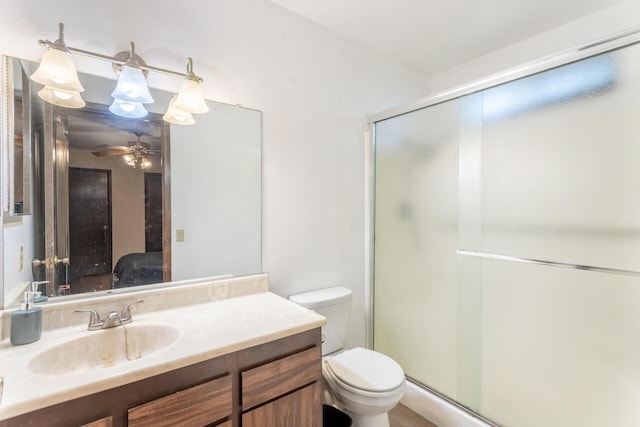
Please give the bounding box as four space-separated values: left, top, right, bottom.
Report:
269 0 623 75
64 108 162 152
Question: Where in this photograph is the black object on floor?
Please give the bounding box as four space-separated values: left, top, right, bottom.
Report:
323 404 353 427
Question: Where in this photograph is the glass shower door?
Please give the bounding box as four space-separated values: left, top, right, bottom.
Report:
374 39 640 427
374 98 460 399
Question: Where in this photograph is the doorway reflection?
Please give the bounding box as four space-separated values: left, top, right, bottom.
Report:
32 105 166 296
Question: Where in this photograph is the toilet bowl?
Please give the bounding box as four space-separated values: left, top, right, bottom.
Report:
289 287 406 427
323 347 405 427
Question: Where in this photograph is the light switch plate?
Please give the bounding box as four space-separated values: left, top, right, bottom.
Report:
176 229 185 242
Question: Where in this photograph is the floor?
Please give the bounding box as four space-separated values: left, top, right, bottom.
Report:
390 404 438 427
69 273 113 294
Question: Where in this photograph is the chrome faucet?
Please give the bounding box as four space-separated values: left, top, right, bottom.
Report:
75 300 144 331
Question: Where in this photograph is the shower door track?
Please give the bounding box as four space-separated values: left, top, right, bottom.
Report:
458 249 640 278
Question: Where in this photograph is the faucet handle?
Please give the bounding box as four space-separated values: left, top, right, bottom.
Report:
120 300 144 324
74 309 103 330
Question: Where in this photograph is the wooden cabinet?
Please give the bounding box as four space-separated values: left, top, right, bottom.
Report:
241 346 322 427
80 417 113 427
242 382 321 427
128 375 232 427
0 329 321 427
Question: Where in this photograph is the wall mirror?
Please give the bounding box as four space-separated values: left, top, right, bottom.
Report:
2 56 262 308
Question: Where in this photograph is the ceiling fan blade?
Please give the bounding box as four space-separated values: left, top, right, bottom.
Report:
91 146 130 157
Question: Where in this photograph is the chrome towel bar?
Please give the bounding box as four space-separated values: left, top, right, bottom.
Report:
457 249 640 278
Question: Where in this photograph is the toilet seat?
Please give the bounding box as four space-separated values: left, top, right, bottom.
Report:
324 347 404 394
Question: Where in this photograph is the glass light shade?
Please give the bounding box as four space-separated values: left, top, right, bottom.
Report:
37 86 85 108
111 66 154 104
163 96 195 125
173 78 209 113
109 99 148 118
31 48 84 92
140 157 152 170
123 154 136 167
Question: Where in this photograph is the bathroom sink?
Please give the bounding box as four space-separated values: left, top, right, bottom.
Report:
27 324 179 376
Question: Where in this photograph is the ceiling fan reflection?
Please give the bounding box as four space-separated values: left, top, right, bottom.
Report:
91 132 159 169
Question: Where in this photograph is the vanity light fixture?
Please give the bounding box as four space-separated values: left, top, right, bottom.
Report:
36 86 86 109
109 42 154 117
163 95 195 125
30 23 85 108
173 58 209 114
32 23 207 124
109 98 149 119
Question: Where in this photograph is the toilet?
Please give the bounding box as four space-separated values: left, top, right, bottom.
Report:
289 287 405 427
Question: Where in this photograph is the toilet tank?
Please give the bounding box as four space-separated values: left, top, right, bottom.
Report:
289 286 352 356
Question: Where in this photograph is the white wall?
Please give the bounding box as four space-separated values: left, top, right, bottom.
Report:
0 0 430 347
3 217 33 305
430 0 640 92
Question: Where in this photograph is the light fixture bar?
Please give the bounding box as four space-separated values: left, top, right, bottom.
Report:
34 23 208 123
37 39 203 81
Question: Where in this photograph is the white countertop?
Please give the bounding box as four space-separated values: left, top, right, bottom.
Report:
0 291 325 420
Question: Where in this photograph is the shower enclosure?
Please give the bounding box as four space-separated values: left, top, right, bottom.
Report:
372 31 640 426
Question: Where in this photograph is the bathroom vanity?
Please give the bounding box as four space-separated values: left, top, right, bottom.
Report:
0 274 325 427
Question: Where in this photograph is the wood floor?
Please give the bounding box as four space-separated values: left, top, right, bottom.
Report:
390 403 438 427
70 273 113 294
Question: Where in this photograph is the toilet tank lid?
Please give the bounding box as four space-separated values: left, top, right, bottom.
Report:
289 286 352 309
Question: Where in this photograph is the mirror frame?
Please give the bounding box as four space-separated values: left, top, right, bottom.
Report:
2 57 32 218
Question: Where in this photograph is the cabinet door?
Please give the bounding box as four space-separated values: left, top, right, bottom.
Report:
242 382 321 427
241 346 321 410
80 416 112 427
128 375 232 427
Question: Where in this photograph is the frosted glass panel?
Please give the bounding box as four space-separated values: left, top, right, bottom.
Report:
373 39 640 427
374 100 459 397
478 259 640 427
480 48 640 271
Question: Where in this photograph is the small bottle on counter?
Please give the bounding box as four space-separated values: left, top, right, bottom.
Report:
10 284 43 345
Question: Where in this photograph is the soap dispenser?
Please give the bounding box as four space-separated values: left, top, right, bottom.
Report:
10 283 43 345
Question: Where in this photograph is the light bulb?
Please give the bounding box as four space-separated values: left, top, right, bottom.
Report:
109 99 148 118
140 157 152 170
123 154 136 167
120 102 136 112
53 90 73 100
37 86 85 108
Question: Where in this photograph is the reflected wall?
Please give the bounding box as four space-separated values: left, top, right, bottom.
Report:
374 39 640 426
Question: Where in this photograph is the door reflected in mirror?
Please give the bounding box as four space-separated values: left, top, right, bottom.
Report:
2 56 262 307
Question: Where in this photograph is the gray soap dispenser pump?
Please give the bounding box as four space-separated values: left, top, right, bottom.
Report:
10 282 44 345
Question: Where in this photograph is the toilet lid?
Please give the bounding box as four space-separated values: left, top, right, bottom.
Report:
325 347 404 392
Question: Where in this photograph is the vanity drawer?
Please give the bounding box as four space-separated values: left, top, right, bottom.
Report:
241 346 321 410
80 416 113 427
242 382 321 427
128 374 232 427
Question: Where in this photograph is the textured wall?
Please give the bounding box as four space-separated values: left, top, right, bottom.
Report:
0 0 430 347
